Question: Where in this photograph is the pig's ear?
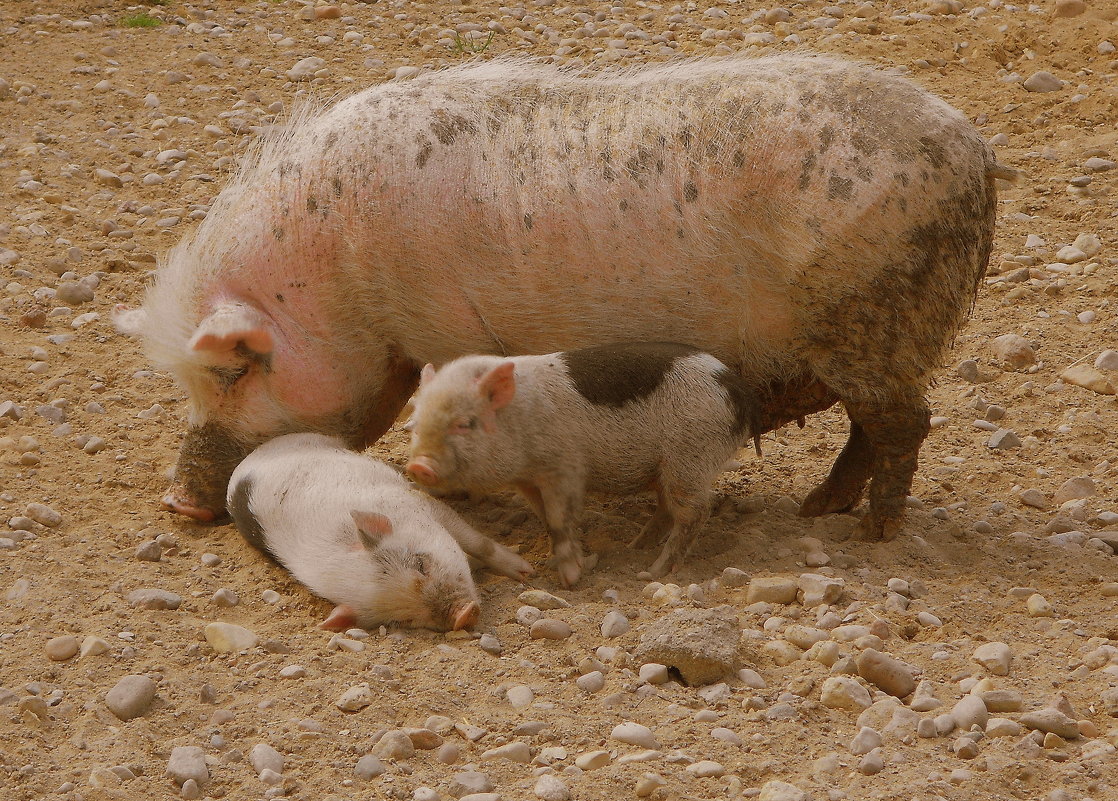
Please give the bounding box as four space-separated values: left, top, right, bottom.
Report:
420 363 436 386
352 510 393 550
478 362 516 411
112 304 148 337
188 303 274 356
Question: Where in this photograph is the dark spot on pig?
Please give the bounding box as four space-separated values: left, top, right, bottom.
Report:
416 141 432 169
678 127 693 150
559 342 698 409
683 181 699 203
732 150 746 169
799 151 817 191
856 165 872 181
324 131 338 150
272 226 285 241
819 125 836 152
714 367 761 441
229 474 275 562
852 132 878 155
918 136 946 168
619 199 628 212
677 227 685 239
673 201 682 216
523 213 533 230
306 197 318 212
602 163 615 182
899 198 908 212
275 293 285 303
656 159 664 175
828 175 854 201
895 172 911 187
332 177 343 197
431 109 476 145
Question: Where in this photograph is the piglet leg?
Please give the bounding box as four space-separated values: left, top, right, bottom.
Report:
534 482 586 588
414 492 535 581
320 604 358 632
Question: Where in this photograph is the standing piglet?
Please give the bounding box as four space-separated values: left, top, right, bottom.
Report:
405 343 760 585
227 433 533 631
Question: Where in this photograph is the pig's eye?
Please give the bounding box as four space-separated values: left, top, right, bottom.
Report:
207 364 249 390
449 418 477 435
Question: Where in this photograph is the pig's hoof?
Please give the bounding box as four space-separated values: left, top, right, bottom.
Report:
853 514 903 542
161 493 218 522
799 483 863 518
554 554 584 588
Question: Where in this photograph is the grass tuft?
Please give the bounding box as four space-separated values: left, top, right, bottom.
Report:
121 12 162 28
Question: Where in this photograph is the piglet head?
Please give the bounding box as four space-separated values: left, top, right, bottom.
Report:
405 360 516 490
333 510 482 632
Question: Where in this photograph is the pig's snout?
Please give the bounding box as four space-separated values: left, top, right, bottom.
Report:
162 490 219 522
450 601 480 631
405 457 440 487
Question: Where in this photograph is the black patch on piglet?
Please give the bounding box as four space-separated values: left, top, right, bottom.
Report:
714 368 763 455
229 474 276 562
558 342 698 409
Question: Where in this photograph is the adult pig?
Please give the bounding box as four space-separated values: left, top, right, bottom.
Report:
227 433 534 631
114 53 1012 539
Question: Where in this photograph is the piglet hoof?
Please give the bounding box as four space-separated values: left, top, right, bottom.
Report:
320 604 359 632
853 513 903 542
489 546 536 582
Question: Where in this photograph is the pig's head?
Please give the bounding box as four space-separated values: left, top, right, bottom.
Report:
115 296 293 521
320 510 480 632
405 358 519 491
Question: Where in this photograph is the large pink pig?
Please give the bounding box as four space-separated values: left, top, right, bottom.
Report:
115 53 1013 539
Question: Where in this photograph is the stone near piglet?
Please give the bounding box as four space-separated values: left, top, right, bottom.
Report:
405 343 760 584
114 55 1010 543
226 433 533 631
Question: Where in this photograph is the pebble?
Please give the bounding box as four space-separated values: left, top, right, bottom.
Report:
518 589 570 609
336 684 373 712
1019 489 1050 509
972 642 1012 675
1027 593 1054 617
850 726 883 755
574 750 611 770
1095 350 1118 371
635 606 741 685
600 610 630 637
436 742 460 764
45 635 79 661
287 56 326 81
80 636 110 658
759 781 807 801
820 676 872 710
105 674 156 721
534 774 570 801
635 773 665 797
135 540 162 561
638 663 669 684
991 333 1035 368
612 722 659 749
859 747 885 774
987 428 1021 449
686 760 725 777
25 503 62 527
857 649 917 698
1053 477 1095 504
799 573 844 606
481 741 531 763
507 684 534 709
250 744 283 775
576 671 605 693
374 730 416 759
986 717 1022 738
748 576 798 604
1060 364 1115 395
950 695 989 731
452 772 495 796
529 619 572 640
980 689 1023 712
478 633 502 655
167 746 208 787
354 754 385 780
1020 708 1080 739
1023 71 1063 92
203 622 259 652
128 588 182 610
1053 0 1087 16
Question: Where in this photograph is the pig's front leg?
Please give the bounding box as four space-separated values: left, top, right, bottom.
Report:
532 480 587 588
646 489 711 578
413 492 534 581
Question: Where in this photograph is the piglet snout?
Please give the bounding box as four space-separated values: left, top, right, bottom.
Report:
162 490 218 522
405 457 440 487
450 601 480 631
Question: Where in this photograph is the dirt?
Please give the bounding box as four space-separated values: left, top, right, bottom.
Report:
1 1 1116 800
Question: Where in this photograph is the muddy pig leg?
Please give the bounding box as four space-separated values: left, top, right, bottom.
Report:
414 493 535 581
645 488 710 579
845 397 931 541
629 482 674 549
799 418 875 517
358 353 420 446
534 482 587 588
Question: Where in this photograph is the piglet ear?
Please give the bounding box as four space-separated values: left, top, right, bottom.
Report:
420 363 437 386
478 362 516 411
352 510 393 550
188 302 274 355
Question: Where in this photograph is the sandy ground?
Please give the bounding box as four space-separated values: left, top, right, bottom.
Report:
1 1 1116 800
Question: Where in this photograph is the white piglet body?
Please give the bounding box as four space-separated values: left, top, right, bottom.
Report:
407 343 760 585
227 433 533 631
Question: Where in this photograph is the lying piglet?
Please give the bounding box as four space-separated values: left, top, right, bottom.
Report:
227 433 534 631
406 343 760 585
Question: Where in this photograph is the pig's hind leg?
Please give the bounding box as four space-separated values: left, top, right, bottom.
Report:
629 482 673 549
415 494 535 581
645 489 710 579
